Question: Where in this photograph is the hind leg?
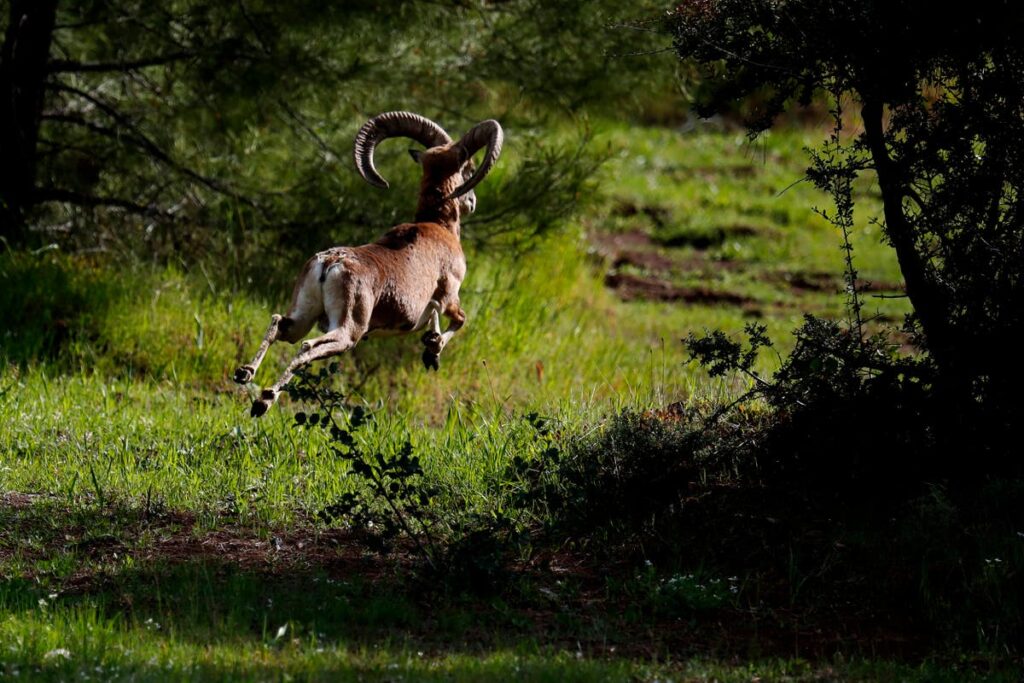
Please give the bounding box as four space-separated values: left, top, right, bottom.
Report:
250 284 371 417
234 260 322 384
234 312 318 384
251 319 366 417
250 336 356 417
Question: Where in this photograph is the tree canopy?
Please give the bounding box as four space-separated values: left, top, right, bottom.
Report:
0 0 671 259
669 0 1024 430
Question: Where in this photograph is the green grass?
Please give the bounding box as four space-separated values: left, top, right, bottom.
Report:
592 123 906 315
0 560 1016 682
0 121 964 679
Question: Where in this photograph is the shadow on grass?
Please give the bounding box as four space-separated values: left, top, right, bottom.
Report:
0 497 570 654
0 496 790 661
6 561 1022 683
1 493 1023 681
0 494 982 664
0 251 129 367
2 556 1020 683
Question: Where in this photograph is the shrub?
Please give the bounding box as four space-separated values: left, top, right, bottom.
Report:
545 407 766 548
288 365 536 592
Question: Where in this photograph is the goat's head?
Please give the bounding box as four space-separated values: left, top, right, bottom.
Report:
353 112 503 218
407 148 479 214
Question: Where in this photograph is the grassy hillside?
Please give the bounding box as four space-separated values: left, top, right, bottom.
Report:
0 121 972 681
0 121 910 515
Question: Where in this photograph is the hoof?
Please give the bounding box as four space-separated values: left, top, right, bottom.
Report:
422 350 440 372
233 365 255 385
421 331 443 354
250 400 269 418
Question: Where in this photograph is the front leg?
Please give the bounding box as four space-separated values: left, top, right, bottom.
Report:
411 299 442 333
421 302 466 371
250 333 357 417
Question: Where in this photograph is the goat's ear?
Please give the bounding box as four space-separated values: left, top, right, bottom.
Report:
408 149 424 164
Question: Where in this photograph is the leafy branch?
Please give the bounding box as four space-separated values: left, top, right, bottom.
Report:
286 365 439 569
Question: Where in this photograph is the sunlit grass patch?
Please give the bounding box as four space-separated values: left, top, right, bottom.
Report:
0 120 915 529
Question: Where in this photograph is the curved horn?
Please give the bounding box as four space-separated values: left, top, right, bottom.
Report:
449 120 504 199
353 111 452 189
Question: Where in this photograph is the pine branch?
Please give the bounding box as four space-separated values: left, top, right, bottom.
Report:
45 83 263 212
47 52 193 73
32 187 167 216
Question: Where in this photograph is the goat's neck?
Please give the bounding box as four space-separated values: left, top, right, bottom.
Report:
415 174 461 237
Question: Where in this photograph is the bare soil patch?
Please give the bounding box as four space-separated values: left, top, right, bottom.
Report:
590 230 744 278
605 272 755 307
590 230 683 274
610 201 672 226
589 229 755 308
656 223 762 250
589 228 655 253
611 249 679 272
1 491 50 508
0 498 382 588
673 254 745 273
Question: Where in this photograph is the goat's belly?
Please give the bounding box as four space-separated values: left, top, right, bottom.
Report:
366 297 424 337
362 326 409 339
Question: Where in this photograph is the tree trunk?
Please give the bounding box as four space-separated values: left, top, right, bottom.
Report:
861 99 985 472
0 0 58 247
860 99 956 377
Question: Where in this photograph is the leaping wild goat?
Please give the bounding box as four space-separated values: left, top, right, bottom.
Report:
234 111 503 417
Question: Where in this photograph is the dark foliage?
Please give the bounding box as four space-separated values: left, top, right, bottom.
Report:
550 411 722 540
549 407 761 547
543 363 1022 649
667 0 1024 463
0 0 667 278
689 317 934 494
542 2 1024 639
